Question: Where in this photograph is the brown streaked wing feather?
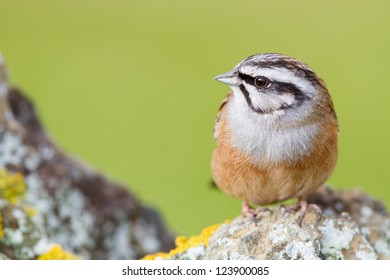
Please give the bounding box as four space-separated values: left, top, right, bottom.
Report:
318 79 339 132
213 92 233 141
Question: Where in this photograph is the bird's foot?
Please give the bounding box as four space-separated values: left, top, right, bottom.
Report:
286 200 322 226
241 202 257 225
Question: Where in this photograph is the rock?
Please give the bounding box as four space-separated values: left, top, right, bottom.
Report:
0 252 9 260
0 172 74 260
0 55 174 259
141 223 221 260
144 187 390 260
205 187 390 260
309 187 390 259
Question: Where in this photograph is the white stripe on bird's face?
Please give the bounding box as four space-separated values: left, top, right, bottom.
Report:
239 65 317 95
241 81 296 114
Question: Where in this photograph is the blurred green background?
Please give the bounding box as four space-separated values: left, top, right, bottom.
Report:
1 0 389 236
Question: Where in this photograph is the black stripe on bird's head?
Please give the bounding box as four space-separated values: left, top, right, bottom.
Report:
215 53 321 115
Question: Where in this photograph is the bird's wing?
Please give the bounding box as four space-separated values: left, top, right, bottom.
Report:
213 92 233 141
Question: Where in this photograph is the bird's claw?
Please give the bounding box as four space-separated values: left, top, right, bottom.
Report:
286 200 322 226
241 202 257 225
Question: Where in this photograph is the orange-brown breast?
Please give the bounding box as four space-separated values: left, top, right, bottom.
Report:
211 107 338 206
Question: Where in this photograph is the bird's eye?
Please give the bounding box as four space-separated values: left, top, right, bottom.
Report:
254 76 270 88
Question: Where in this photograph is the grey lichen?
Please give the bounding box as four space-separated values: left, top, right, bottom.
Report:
170 245 206 260
318 219 357 259
374 239 390 256
0 251 9 260
0 132 28 169
0 198 55 259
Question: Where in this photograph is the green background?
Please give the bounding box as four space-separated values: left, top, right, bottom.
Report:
1 0 389 236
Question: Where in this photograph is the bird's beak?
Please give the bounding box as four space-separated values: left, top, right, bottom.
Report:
214 69 240 87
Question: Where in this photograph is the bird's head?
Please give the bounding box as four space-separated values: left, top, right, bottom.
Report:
215 53 332 125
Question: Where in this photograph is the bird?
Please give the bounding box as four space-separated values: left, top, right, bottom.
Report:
211 53 338 221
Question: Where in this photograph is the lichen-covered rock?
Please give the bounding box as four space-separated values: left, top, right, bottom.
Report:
142 223 222 260
37 244 80 260
0 170 79 259
0 251 9 260
205 208 323 260
0 55 174 259
309 187 390 259
205 187 389 260
145 187 389 260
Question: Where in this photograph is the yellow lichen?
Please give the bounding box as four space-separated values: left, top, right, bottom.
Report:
142 221 229 260
38 244 81 260
23 205 38 217
0 170 26 205
0 214 3 239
